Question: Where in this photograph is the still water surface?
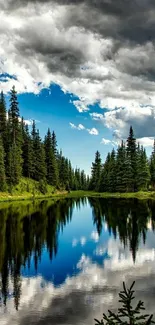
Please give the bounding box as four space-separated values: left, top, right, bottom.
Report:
0 197 155 324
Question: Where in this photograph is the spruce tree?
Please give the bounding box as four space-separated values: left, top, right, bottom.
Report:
0 136 7 191
7 86 23 185
150 140 155 189
126 126 137 191
108 149 116 192
116 141 127 192
136 146 150 190
9 86 21 145
33 129 47 182
90 151 102 191
81 170 87 190
22 123 33 178
51 131 57 157
7 143 23 186
0 91 7 145
44 129 58 186
99 153 111 192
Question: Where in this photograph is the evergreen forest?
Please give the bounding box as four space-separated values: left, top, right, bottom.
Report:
90 126 155 192
1 86 155 194
0 86 89 193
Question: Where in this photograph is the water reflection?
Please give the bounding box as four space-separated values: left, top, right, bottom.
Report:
0 197 155 324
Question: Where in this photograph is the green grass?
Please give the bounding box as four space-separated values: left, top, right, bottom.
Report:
1 179 155 203
0 177 67 202
66 190 155 200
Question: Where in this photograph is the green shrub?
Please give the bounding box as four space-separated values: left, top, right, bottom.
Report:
95 282 155 325
38 179 47 194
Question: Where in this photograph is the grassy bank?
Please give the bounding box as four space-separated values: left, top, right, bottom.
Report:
1 178 155 203
0 177 67 202
66 190 155 200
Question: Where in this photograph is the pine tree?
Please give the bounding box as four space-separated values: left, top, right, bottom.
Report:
75 167 81 190
7 86 23 185
22 122 33 178
90 151 102 191
81 170 87 190
150 139 155 189
0 136 7 191
116 141 127 192
68 160 74 190
0 91 7 145
44 129 58 186
51 131 57 157
108 148 117 192
33 129 47 181
136 146 150 190
58 155 69 189
9 86 21 145
126 126 137 191
99 153 111 192
7 143 23 187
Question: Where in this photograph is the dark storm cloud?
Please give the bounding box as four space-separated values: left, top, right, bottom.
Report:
2 0 155 83
3 0 155 46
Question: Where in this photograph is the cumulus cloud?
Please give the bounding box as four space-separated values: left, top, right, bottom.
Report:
1 0 155 141
101 137 117 145
90 113 104 121
87 127 99 135
137 137 154 147
18 117 34 125
69 122 99 135
69 122 85 130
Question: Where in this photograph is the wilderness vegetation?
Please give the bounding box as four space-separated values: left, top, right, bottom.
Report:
0 86 89 194
90 126 155 193
1 86 155 197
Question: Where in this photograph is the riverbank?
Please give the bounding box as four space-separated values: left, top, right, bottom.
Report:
66 190 155 200
0 177 67 202
1 189 155 203
0 178 155 202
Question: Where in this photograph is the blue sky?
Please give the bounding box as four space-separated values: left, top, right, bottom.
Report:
1 0 155 174
5 84 114 174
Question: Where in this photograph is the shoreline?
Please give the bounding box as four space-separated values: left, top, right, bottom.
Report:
0 191 68 203
0 190 155 203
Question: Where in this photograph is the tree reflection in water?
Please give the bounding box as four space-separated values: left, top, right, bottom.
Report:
0 197 155 310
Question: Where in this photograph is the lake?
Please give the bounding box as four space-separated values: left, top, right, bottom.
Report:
0 197 155 324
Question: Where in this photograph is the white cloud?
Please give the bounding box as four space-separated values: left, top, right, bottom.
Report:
101 138 111 145
87 127 99 135
90 113 104 121
101 137 117 146
0 1 155 121
69 123 99 135
98 105 155 145
1 0 155 143
137 137 154 147
72 100 90 113
69 122 85 130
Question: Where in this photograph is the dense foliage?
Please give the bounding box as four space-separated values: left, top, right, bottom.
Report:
0 87 88 192
90 126 153 192
95 281 155 325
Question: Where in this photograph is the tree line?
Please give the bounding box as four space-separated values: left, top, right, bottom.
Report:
0 87 89 193
90 126 155 192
